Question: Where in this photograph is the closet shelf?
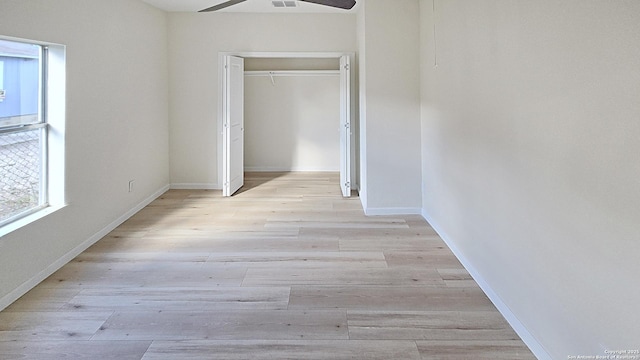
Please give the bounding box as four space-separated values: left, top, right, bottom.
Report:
244 70 340 77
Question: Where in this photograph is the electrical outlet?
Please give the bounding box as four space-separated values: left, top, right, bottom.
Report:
128 180 135 193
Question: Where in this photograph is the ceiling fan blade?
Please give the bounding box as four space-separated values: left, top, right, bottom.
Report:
199 0 247 12
299 0 356 10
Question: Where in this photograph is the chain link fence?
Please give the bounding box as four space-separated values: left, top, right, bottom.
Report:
0 129 42 223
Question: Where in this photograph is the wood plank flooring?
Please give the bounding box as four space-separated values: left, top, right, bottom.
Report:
0 172 536 359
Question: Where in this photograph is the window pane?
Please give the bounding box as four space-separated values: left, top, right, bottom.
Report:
0 38 45 226
0 127 44 224
0 39 41 128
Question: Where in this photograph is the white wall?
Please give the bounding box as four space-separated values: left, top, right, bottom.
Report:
419 0 640 358
356 4 368 209
167 13 356 188
0 0 169 308
244 75 340 172
357 0 422 215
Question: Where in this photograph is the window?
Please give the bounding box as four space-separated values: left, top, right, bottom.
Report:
0 38 48 227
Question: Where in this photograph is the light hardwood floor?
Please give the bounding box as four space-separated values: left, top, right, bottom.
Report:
0 172 536 359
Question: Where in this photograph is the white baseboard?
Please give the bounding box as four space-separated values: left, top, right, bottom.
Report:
170 183 221 190
364 207 422 216
0 184 170 312
421 209 551 360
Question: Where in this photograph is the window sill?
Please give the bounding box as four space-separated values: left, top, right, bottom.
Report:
0 204 68 239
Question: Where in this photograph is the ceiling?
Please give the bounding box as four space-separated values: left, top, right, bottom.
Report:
141 0 361 13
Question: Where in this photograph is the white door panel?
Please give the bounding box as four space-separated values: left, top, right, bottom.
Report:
339 55 352 198
223 56 244 197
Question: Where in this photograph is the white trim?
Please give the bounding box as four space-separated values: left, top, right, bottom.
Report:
219 51 348 59
0 184 169 312
358 188 368 211
170 183 221 190
421 209 552 360
0 204 66 239
364 207 422 216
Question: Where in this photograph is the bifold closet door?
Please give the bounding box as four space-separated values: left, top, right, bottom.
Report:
339 55 352 198
222 55 245 197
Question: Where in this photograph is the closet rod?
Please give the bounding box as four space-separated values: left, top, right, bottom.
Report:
244 70 340 77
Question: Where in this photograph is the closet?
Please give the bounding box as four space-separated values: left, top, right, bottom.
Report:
218 53 353 197
244 57 340 173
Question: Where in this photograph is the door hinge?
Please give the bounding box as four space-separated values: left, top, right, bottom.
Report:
344 64 350 70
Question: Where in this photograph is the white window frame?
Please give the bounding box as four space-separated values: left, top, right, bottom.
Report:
0 35 66 236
